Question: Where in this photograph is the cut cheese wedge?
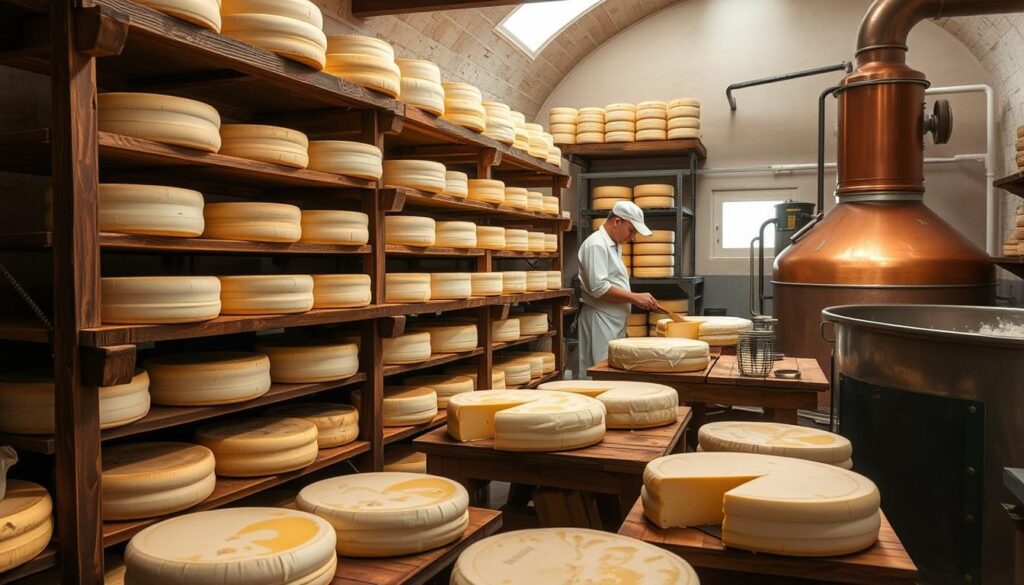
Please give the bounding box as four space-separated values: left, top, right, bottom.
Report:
353 386 437 426
403 374 474 407
429 272 472 300
382 160 447 193
135 0 221 31
408 322 478 353
383 446 427 473
311 274 371 308
385 273 431 303
467 179 505 205
101 276 221 324
98 92 221 153
492 318 520 342
203 202 302 243
296 472 468 557
608 337 710 373
654 318 701 339
219 274 314 315
221 13 328 71
476 226 505 250
101 442 216 520
435 221 477 248
470 272 503 296
145 352 271 406
256 340 359 383
444 171 469 198
301 210 369 245
124 507 337 585
98 184 205 237
195 417 319 476
382 332 432 364
264 402 359 448
538 380 678 429
698 421 852 466
452 528 698 585
385 215 436 247
0 480 52 575
219 124 309 168
516 312 548 335
307 141 383 180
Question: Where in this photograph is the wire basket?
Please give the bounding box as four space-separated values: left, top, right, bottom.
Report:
737 330 776 377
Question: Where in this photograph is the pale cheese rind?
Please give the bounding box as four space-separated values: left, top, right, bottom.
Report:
698 421 853 465
145 351 270 406
101 442 216 520
218 275 314 315
353 386 438 426
538 380 678 429
0 371 151 433
203 202 302 243
402 374 474 407
101 276 221 324
264 402 359 448
0 480 53 575
255 340 359 383
608 337 710 373
194 417 319 477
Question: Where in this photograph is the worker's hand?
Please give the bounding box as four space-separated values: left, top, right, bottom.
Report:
631 292 659 310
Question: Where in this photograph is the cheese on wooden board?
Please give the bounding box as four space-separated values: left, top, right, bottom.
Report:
627 325 646 337
135 0 221 31
408 322 478 353
655 318 702 339
124 507 337 585
101 276 221 324
327 34 393 59
636 129 668 142
194 417 319 476
145 352 271 406
516 312 548 335
698 421 853 466
494 360 531 386
605 111 637 124
382 332 433 364
525 272 547 293
526 128 549 158
605 131 636 143
504 229 529 251
668 117 701 130
296 472 468 557
399 77 445 116
98 184 205 237
264 403 359 448
385 215 436 246
476 226 505 250
0 370 149 433
500 187 528 210
542 195 559 215
403 374 474 407
511 111 530 150
443 171 469 198
539 380 678 429
221 12 327 70
546 270 561 290
101 442 216 520
551 132 576 144
500 355 543 378
642 452 880 556
633 254 675 268
470 272 503 296
593 185 631 200
385 273 431 303
306 140 383 180
300 210 369 245
323 53 400 97
501 271 527 293
429 272 472 300
255 340 359 382
545 145 562 166
492 318 520 342
633 243 674 255
311 274 371 308
445 365 506 390
203 202 302 243
482 102 516 145
396 58 442 84
382 160 447 193
608 337 710 373
668 128 701 140
435 221 477 248
98 92 221 153
451 528 698 585
0 480 52 575
442 107 488 132
219 124 309 168
467 179 505 205
383 446 427 473
633 267 674 278
527 232 546 253
219 274 314 315
576 132 605 144
353 386 438 425
442 81 482 102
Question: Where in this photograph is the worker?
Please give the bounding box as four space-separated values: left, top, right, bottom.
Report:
577 200 659 375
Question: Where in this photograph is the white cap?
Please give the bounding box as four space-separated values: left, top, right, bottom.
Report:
610 201 652 236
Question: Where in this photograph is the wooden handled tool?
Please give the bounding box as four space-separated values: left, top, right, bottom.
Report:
655 303 686 323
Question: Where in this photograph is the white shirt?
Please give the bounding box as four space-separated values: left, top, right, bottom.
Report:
577 226 631 321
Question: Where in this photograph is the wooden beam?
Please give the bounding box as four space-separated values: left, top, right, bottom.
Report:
351 0 557 17
490 303 510 321
381 188 406 213
379 316 406 339
476 148 500 180
75 5 129 58
80 345 136 387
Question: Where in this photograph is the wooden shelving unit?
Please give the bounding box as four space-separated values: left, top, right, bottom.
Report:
0 1 572 582
992 173 1023 279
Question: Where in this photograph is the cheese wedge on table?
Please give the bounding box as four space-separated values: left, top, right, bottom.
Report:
145 352 270 406
608 337 710 373
307 140 383 180
0 370 151 433
402 374 474 407
264 402 359 448
300 210 369 245
195 417 319 477
255 340 359 383
101 276 221 324
698 421 853 467
311 274 371 308
97 184 205 237
101 442 216 520
352 386 437 426
0 480 52 574
219 274 314 315
539 380 678 429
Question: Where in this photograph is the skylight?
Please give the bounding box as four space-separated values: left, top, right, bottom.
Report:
497 0 603 57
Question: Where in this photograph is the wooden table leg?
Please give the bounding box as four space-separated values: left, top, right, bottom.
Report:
767 408 798 424
687 402 706 450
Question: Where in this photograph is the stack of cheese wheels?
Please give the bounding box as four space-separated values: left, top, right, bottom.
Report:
542 195 559 216
685 315 753 346
1004 235 1020 256
443 171 469 198
441 81 486 132
470 272 503 297
382 159 446 193
98 92 222 153
297 472 468 557
101 442 216 520
221 0 327 70
608 337 710 373
135 0 220 31
446 364 506 390
510 111 530 151
633 183 675 209
549 107 578 144
544 139 562 166
307 140 383 180
501 271 527 293
396 58 444 116
385 273 430 303
525 123 548 159
195 417 319 476
668 97 701 140
546 270 561 290
409 321 477 353
625 313 645 338
145 352 271 406
354 386 437 425
100 276 221 324
0 481 52 574
203 202 302 243
482 101 516 145
219 274 314 314
124 508 337 584
256 340 359 382
647 311 670 336
592 185 631 211
503 351 555 376
382 332 432 364
324 35 400 96
311 274 371 308
0 371 151 433
604 103 637 143
429 272 472 300
446 390 606 451
476 226 505 250
525 191 544 213
467 178 505 205
383 446 427 473
698 421 854 468
493 358 531 387
576 107 605 144
504 229 529 252
516 312 549 335
452 528 698 585
97 184 205 237
544 233 558 252
265 402 359 448
492 318 520 342
635 100 668 142
435 220 477 248
501 186 528 210
301 210 369 244
385 215 436 246
403 374 474 407
633 229 676 278
525 271 547 292
642 452 881 557
527 232 546 253
539 380 678 429
219 124 309 168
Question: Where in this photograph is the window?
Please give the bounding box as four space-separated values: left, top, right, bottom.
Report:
711 188 797 258
497 0 604 57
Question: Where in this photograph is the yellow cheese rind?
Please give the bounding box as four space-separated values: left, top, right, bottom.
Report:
546 270 561 290
98 92 221 152
475 226 505 250
135 0 221 31
467 179 505 205
311 274 372 308
307 141 383 180
327 35 394 60
402 374 474 407
503 229 529 252
385 273 431 303
608 337 710 373
492 318 520 342
470 272 503 296
221 13 328 71
98 184 205 237
203 202 302 243
429 272 472 301
219 275 315 315
698 421 853 465
101 442 216 520
219 124 309 168
400 77 445 116
501 271 527 294
145 352 271 406
0 480 53 575
408 322 478 353
443 171 469 198
655 318 702 340
382 332 432 364
493 360 531 386
385 215 436 247
256 340 359 383
101 276 221 324
515 312 548 335
396 58 442 84
0 371 151 433
383 446 427 473
264 402 359 448
195 417 319 476
324 53 401 97
301 210 370 245
354 386 438 425
381 160 447 193
435 221 477 248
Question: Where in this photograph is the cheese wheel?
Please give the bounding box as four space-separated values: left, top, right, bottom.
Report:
500 355 542 378
633 254 674 268
408 322 477 353
483 121 516 145
0 371 151 433
546 270 561 289
135 0 220 31
146 352 271 406
636 229 675 243
98 92 221 153
527 232 545 253
222 0 322 26
542 195 559 215
592 197 629 210
442 108 487 132
605 120 636 133
668 117 701 130
383 447 427 473
541 380 678 429
608 337 709 372
576 122 605 133
516 312 548 335
443 171 469 198
327 35 394 60
382 332 432 364
445 365 506 390
435 221 478 248
396 58 441 84
264 402 359 448
605 110 636 123
101 442 216 520
605 131 636 143
627 325 646 337
256 340 359 383
354 386 438 425
467 179 505 205
525 272 547 292
502 229 528 252
203 202 302 243
551 133 576 144
195 417 319 476
219 124 309 168
687 315 754 338
403 374 474 407
578 106 605 117
636 117 668 131
429 272 472 300
633 243 674 255
101 276 221 324
593 185 632 199
504 351 555 375
606 102 636 112
219 274 314 315
476 226 505 250
668 105 701 119
638 107 668 121
636 129 668 142
221 13 327 70
667 127 701 140
544 234 557 252
550 106 579 116
549 123 577 134
576 132 605 144
385 273 431 303
493 360 531 386
299 210 370 245
324 53 400 97
698 421 852 465
632 183 674 198
526 125 548 158
98 184 205 237
668 98 700 109
0 481 52 575
446 390 605 450
525 191 544 213
297 472 468 557
307 141 383 180
310 274 371 308
400 77 445 116
492 318 520 342
382 160 446 193
500 187 528 210
633 266 674 278
501 271 527 293
442 81 482 102
470 272 502 296
125 508 337 585
385 215 436 247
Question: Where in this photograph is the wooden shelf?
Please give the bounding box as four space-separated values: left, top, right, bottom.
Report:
994 171 1024 199
383 349 484 378
562 138 707 161
994 255 1024 278
383 411 447 445
385 244 484 257
522 370 560 389
492 330 556 352
397 188 569 227
493 250 559 258
0 231 372 255
0 544 57 584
